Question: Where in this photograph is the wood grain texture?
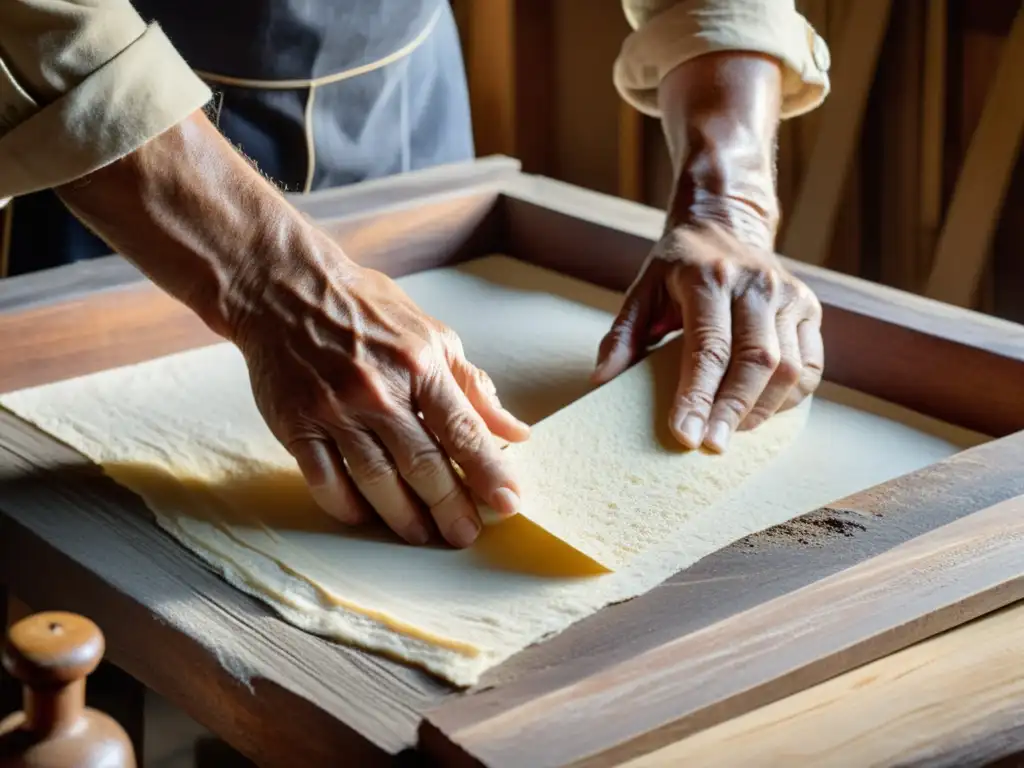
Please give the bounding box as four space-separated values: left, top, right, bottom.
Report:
3 163 1024 767
0 188 504 395
287 154 521 221
925 6 1024 307
0 155 517 317
0 411 451 767
0 257 144 314
622 600 1024 768
421 437 1024 767
0 162 513 765
500 174 1024 438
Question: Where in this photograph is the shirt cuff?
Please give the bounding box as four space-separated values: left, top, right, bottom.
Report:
614 0 831 120
0 23 212 201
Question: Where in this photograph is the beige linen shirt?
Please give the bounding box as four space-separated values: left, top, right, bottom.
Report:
0 0 830 207
615 0 831 119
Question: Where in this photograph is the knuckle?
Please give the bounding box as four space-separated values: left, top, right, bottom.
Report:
795 281 823 318
444 409 488 459
757 269 782 296
800 365 824 393
741 269 782 306
699 260 733 290
352 455 395 487
804 356 825 376
690 338 731 371
473 367 498 399
735 344 780 372
774 355 802 386
402 340 440 379
403 447 448 484
679 388 715 411
743 406 771 427
441 327 467 359
715 395 751 422
806 294 824 322
430 484 465 514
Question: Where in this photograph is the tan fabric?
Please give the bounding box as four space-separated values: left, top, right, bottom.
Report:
0 0 827 210
0 1 211 206
617 0 831 119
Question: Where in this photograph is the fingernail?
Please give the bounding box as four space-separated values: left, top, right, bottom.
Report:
405 523 431 546
705 420 731 452
491 487 521 517
451 517 481 548
677 414 705 448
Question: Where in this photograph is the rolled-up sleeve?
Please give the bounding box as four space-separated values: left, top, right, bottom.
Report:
616 0 831 119
0 0 211 206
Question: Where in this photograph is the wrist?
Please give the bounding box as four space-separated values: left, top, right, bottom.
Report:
56 112 355 340
668 141 778 250
658 52 782 250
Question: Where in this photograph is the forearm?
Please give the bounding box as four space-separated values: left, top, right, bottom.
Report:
55 111 343 339
658 52 782 248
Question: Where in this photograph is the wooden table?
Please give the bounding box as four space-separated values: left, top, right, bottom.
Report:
2 157 1024 767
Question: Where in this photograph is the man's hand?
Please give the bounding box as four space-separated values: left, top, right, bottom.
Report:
593 222 822 452
595 52 824 452
233 249 529 547
57 111 528 547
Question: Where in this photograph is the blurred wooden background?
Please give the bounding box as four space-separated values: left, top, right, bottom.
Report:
451 0 1024 321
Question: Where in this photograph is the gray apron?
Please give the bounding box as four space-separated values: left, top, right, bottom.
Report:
2 0 473 275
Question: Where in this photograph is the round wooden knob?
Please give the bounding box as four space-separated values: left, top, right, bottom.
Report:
3 612 104 691
0 612 135 768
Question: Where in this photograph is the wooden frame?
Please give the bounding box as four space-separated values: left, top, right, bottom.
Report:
2 156 1024 767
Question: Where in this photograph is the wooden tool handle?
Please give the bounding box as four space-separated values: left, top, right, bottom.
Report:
1 612 136 767
2 612 103 734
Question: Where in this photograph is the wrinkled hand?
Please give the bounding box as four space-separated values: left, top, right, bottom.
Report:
51 110 527 548
232 251 530 547
593 221 823 452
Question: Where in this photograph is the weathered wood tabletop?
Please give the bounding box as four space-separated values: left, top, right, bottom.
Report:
2 158 1024 767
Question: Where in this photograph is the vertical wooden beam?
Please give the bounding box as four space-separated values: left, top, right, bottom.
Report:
617 102 645 202
462 0 517 158
877 0 924 292
512 0 555 175
918 0 947 276
455 0 555 175
924 7 1024 307
781 0 892 266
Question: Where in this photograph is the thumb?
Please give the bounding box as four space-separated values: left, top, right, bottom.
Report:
449 355 531 443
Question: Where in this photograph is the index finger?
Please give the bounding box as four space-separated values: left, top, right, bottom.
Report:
418 369 522 520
